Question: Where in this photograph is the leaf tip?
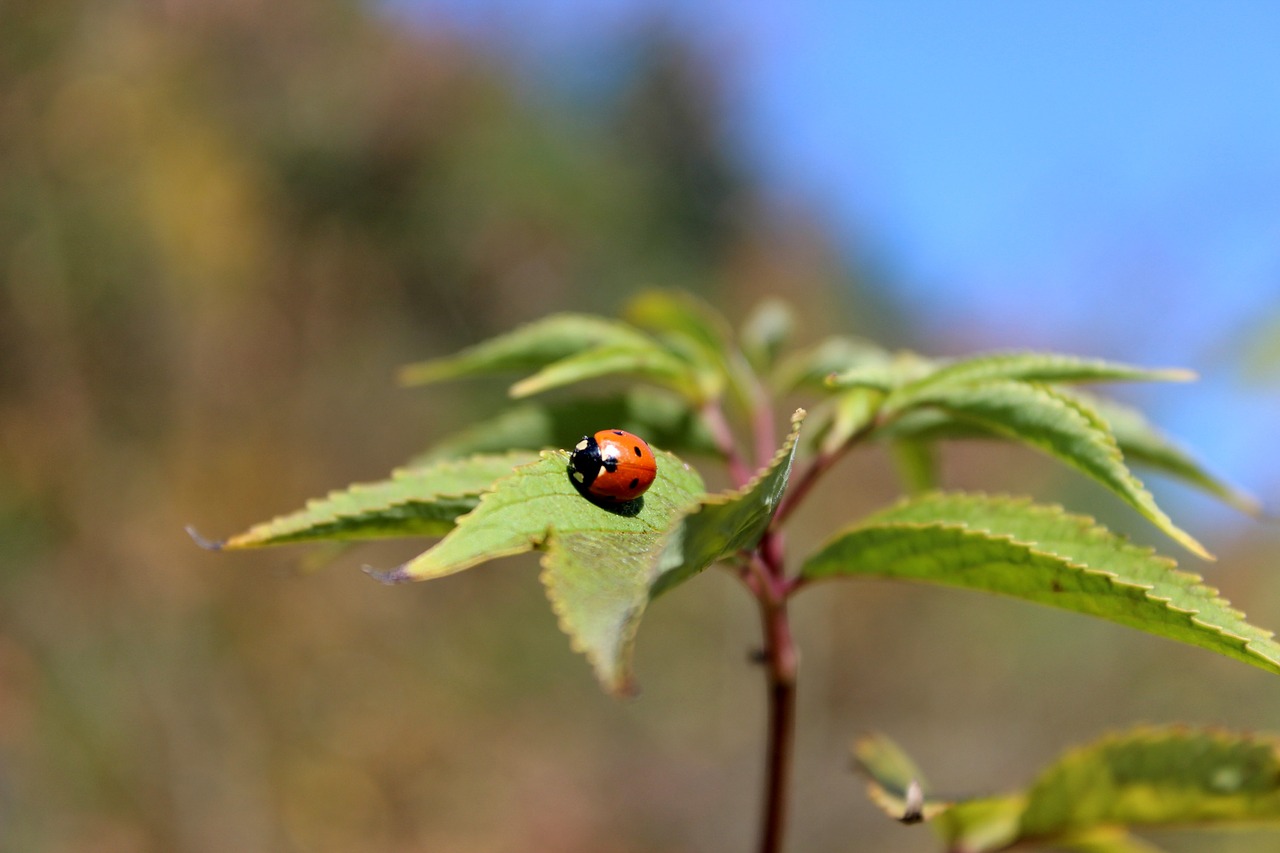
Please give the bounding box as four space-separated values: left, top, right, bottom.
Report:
362 562 416 584
1178 532 1216 562
396 361 441 387
610 675 641 700
899 780 926 824
507 376 538 398
185 525 224 551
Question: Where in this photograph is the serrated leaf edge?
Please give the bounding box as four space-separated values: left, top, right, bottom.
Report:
222 452 537 549
699 408 806 512
887 351 1195 404
809 492 1280 674
917 381 1210 560
398 313 652 385
366 451 566 583
648 408 806 592
537 533 645 698
1019 724 1280 841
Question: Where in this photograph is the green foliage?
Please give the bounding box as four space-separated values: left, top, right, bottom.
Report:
213 453 540 547
1086 394 1262 516
370 449 706 694
857 728 1280 852
214 293 1272 690
884 379 1208 558
399 313 666 386
650 410 804 597
770 335 894 392
801 493 1280 676
206 292 1278 851
413 390 721 464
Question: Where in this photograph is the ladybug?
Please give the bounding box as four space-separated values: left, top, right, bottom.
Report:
569 429 658 503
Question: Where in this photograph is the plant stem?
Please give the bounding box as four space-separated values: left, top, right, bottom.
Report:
755 530 797 853
703 400 753 487
757 592 797 853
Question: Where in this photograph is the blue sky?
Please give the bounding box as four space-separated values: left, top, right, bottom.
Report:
386 1 1280 516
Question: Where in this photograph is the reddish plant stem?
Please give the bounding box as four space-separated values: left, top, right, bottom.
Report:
703 400 753 487
754 530 797 853
772 416 882 529
755 532 797 853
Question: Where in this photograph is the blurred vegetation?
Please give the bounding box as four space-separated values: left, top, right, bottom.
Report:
1 2 1277 853
0 2 868 851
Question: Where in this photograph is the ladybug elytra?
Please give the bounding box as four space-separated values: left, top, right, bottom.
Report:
569 429 658 502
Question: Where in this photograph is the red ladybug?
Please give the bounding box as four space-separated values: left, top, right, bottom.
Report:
569 429 658 502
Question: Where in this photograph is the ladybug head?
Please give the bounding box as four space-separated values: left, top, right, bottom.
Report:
568 434 601 489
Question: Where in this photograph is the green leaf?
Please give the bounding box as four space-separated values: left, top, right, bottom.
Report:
1021 727 1280 840
883 402 1259 515
509 343 701 401
650 410 805 597
811 387 884 456
1055 829 1171 853
853 733 950 824
883 380 1209 559
889 438 938 495
822 349 932 393
801 492 1280 677
854 733 1023 848
882 351 1194 412
857 728 1279 851
771 335 894 393
740 297 795 372
214 453 539 548
414 391 721 464
1087 394 1262 516
370 449 706 695
398 313 656 385
624 289 734 358
623 289 756 406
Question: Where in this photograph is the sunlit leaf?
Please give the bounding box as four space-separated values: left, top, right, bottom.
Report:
414 391 721 464
1021 727 1280 839
809 387 884 456
508 342 702 400
857 729 1272 851
801 492 1280 676
625 289 735 358
650 409 805 597
882 402 1258 515
1054 829 1171 853
853 733 950 824
772 335 894 393
211 453 539 548
624 289 755 405
882 351 1194 413
740 297 795 373
369 449 706 694
822 349 931 393
889 438 938 495
882 380 1209 558
1087 394 1262 516
398 314 657 385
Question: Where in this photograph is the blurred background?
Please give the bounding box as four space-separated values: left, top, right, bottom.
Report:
1 1 1278 851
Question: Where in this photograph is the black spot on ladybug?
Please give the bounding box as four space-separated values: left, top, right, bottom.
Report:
612 430 624 435
603 457 618 473
629 478 639 489
633 446 642 456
